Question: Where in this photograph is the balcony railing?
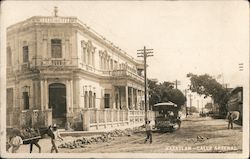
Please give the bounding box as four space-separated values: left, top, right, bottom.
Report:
17 58 144 82
41 59 74 67
112 69 144 82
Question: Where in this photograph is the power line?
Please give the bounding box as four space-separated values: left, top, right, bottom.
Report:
238 63 244 71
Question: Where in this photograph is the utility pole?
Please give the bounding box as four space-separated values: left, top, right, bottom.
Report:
184 89 188 116
174 80 181 89
197 100 199 113
137 46 153 123
188 93 193 108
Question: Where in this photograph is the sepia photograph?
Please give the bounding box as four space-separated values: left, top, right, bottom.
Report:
0 0 249 158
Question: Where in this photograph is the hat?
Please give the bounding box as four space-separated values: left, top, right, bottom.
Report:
53 124 57 128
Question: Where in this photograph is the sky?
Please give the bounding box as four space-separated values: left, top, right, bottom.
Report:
1 0 249 107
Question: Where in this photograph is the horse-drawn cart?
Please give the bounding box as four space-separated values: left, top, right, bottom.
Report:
7 126 53 153
20 128 42 144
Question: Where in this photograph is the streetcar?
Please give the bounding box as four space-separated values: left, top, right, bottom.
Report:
153 102 181 132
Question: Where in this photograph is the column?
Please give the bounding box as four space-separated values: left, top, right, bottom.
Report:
125 86 128 109
75 78 80 110
66 80 70 112
99 55 102 69
44 79 48 109
65 40 69 59
82 110 90 131
32 81 36 110
92 51 95 67
135 89 138 110
107 56 110 70
42 39 47 59
89 50 92 65
103 57 106 70
131 88 134 110
70 80 74 112
40 80 44 111
85 86 89 109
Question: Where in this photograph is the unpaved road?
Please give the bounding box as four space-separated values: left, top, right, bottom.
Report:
16 116 242 153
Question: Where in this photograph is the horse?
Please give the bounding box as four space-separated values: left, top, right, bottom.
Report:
9 126 54 153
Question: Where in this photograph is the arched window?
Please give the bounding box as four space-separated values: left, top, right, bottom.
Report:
92 51 95 67
23 46 29 63
84 91 88 108
51 39 62 58
104 93 110 108
81 40 86 63
89 91 92 108
93 93 96 108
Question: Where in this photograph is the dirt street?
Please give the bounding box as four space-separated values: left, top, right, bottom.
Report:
16 116 242 153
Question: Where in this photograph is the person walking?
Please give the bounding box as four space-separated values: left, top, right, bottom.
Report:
144 120 153 144
50 124 63 153
227 112 234 129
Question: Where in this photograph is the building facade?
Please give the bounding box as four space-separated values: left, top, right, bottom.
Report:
6 10 153 130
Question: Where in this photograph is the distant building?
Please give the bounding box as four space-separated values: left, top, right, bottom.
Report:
6 8 153 130
227 86 243 124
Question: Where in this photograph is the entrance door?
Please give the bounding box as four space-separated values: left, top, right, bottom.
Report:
49 83 66 128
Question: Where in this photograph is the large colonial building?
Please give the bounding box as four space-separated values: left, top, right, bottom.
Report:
6 8 153 130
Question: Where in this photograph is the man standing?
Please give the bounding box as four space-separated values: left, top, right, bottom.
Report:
144 121 153 144
51 124 63 153
226 111 240 129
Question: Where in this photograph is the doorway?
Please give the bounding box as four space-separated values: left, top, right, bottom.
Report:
49 83 66 128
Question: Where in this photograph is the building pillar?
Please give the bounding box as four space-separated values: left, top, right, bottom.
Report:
66 80 70 112
74 78 79 110
40 80 44 111
125 86 128 109
82 110 90 131
131 87 134 110
86 89 89 109
70 80 73 113
135 89 138 110
44 79 48 110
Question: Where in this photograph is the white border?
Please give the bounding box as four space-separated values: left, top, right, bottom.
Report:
0 0 249 158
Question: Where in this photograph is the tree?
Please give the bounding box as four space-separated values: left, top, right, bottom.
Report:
204 103 213 110
190 106 199 113
148 79 186 110
186 73 229 117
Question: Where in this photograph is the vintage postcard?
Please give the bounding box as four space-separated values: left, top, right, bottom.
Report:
0 0 249 158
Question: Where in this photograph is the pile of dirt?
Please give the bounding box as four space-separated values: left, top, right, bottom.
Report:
58 134 115 149
59 127 144 149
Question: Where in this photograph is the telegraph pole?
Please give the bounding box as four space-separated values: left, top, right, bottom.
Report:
184 89 188 116
137 46 153 123
175 80 181 89
188 93 193 114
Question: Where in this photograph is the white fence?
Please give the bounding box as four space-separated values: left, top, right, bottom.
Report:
81 109 154 130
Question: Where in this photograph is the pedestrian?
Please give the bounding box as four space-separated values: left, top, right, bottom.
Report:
8 129 23 153
50 124 63 153
226 111 240 129
144 120 152 144
227 112 233 129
